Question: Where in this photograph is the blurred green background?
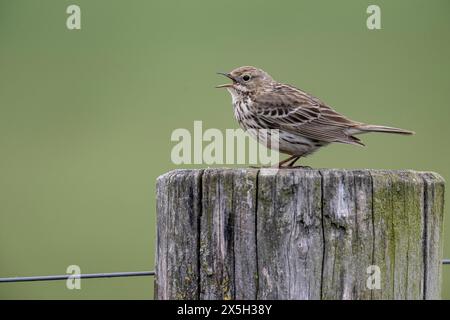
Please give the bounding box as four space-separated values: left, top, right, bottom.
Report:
0 0 449 299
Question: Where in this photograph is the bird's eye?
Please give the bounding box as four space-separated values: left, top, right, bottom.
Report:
242 75 251 82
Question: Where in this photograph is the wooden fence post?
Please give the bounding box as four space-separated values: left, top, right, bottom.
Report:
154 169 445 300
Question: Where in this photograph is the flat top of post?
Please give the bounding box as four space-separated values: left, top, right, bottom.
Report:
157 168 445 184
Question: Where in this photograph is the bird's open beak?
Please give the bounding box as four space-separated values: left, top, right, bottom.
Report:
216 72 236 88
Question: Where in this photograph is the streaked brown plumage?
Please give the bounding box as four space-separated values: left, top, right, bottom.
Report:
217 66 414 167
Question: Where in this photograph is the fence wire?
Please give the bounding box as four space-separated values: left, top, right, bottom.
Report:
1 260 450 283
0 271 155 283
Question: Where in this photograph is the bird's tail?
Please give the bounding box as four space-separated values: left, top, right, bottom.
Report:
354 124 415 135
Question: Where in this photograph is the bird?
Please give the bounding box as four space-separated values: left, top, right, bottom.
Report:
216 66 414 168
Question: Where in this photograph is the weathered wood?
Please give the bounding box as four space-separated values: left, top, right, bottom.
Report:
371 170 395 299
154 170 202 299
198 168 259 299
321 170 374 300
257 169 323 299
233 169 259 299
422 172 445 299
371 170 426 299
155 169 445 300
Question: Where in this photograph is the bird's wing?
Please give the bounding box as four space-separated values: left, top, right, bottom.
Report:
253 84 364 145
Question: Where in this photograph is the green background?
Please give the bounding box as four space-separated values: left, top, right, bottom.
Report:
1 0 449 299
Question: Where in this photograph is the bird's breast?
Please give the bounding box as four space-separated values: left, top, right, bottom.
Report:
233 97 253 120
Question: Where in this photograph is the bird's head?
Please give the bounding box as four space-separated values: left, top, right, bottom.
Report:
216 66 274 95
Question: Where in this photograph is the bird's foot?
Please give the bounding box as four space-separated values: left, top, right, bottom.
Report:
249 164 312 169
249 165 280 169
282 165 313 169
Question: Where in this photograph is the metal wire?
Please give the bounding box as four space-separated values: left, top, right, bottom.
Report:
0 271 155 283
1 260 450 283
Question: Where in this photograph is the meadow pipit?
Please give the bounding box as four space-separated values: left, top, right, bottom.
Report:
217 66 414 168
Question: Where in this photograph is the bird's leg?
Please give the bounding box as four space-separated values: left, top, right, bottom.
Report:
284 155 313 169
250 155 310 169
286 156 301 167
270 155 298 168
